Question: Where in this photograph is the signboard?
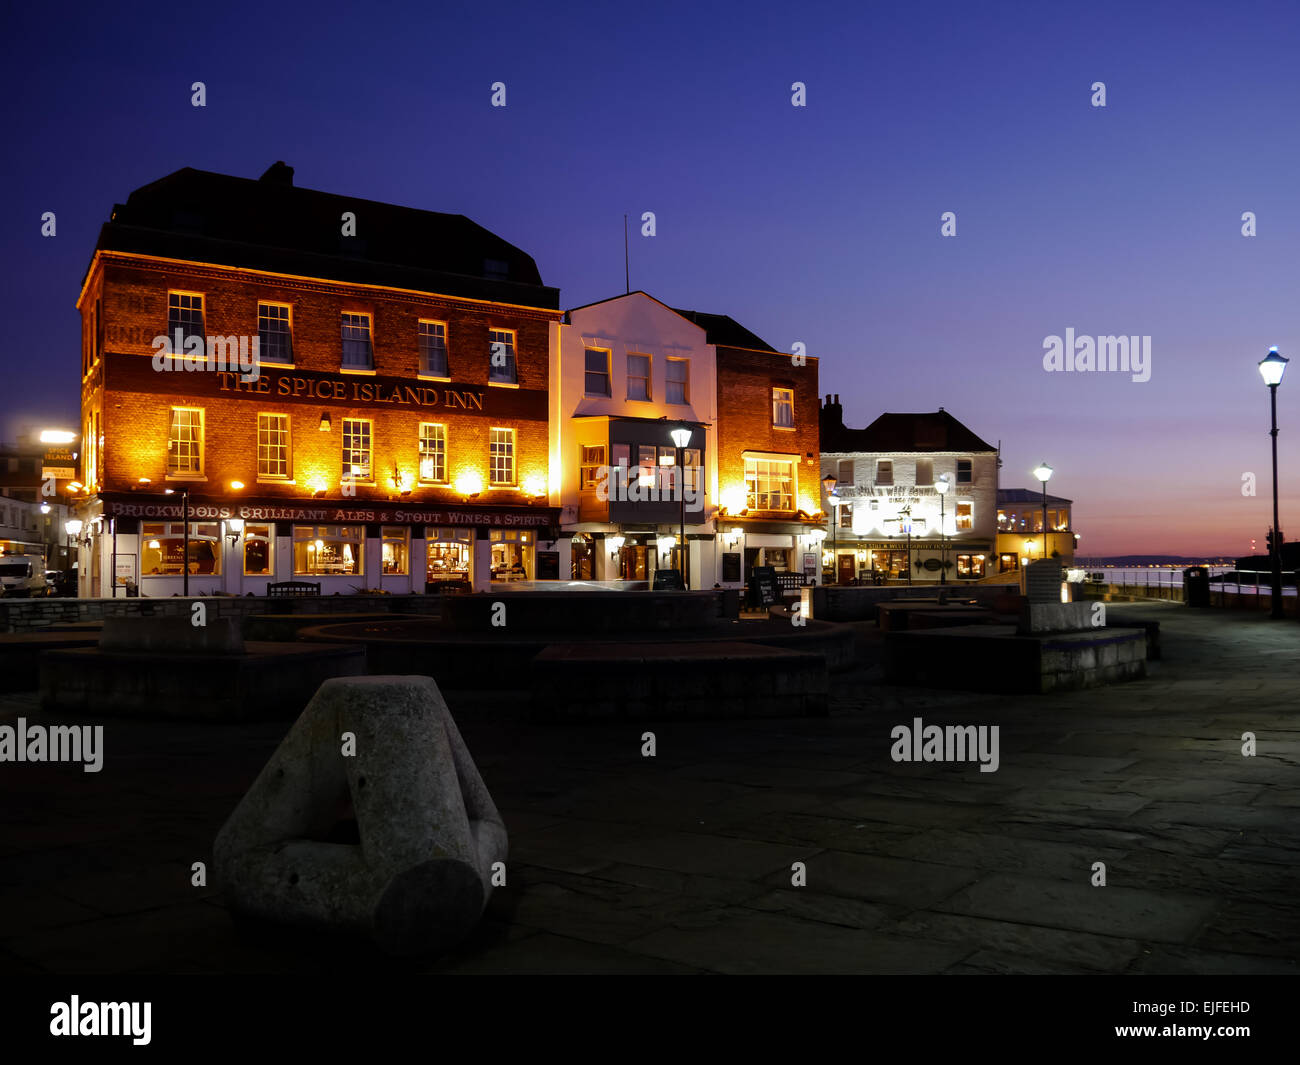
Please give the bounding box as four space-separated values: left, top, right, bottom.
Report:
652 568 685 590
42 446 77 480
749 565 779 607
802 552 818 579
114 554 138 587
722 552 741 582
101 494 559 528
535 551 559 580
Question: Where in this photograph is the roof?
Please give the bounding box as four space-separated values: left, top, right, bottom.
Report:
670 308 776 352
821 409 997 454
87 164 559 308
998 488 1073 506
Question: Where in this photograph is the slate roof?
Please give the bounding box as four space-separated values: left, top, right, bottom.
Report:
87 163 559 308
997 488 1073 506
821 409 997 454
670 308 776 352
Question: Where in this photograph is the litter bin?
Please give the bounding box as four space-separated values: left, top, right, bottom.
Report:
1183 566 1210 608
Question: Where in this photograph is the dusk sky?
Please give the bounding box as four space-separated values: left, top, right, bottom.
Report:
5 0 1300 556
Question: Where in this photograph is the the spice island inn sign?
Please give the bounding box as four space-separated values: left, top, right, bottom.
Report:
106 353 546 420
99 495 558 528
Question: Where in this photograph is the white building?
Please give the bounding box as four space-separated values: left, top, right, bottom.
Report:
818 399 999 583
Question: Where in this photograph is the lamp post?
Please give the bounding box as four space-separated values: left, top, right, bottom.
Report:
1033 463 1053 559
936 474 951 585
900 505 913 585
670 427 692 588
64 519 82 596
1259 346 1288 618
822 474 837 583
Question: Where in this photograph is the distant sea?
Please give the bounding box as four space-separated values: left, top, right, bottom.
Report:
1074 565 1293 595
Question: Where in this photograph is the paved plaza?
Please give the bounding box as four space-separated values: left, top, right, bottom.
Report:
1 603 1296 974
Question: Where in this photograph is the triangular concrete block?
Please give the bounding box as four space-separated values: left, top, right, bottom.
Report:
214 675 507 956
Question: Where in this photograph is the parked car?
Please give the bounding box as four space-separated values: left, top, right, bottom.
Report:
0 555 50 597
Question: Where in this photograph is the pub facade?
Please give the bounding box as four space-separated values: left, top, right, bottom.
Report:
73 163 562 597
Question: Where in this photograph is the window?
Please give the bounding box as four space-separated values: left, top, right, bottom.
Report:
683 448 701 493
382 527 409 575
657 446 677 492
580 445 606 490
167 408 203 475
637 445 656 488
837 459 854 486
419 321 448 377
294 525 364 576
876 460 893 486
999 553 1019 573
489 427 515 485
956 553 987 578
341 419 372 482
745 458 794 511
243 522 274 576
489 329 517 384
957 459 972 484
772 388 794 428
956 502 973 531
168 293 205 356
141 522 221 576
666 357 689 404
426 527 472 582
915 458 934 486
418 423 447 483
584 349 610 396
838 503 852 527
257 414 290 480
341 312 373 369
258 304 293 364
490 529 533 581
626 354 650 401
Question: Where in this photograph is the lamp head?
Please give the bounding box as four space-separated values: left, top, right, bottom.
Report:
1033 463 1053 483
1259 346 1289 387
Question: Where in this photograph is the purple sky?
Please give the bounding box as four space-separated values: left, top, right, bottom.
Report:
5 0 1300 556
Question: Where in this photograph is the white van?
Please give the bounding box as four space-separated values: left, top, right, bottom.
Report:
0 555 49 597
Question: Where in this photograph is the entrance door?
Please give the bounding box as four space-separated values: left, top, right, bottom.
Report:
837 553 856 584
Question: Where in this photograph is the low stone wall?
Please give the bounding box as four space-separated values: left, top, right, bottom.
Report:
802 584 1011 623
0 594 441 634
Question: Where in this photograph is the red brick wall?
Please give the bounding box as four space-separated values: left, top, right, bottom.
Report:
716 346 820 513
86 256 558 506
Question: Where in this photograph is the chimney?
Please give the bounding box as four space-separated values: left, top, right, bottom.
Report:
259 161 294 186
820 393 844 436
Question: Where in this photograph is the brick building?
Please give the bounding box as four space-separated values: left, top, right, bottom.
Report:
708 319 822 587
73 163 561 597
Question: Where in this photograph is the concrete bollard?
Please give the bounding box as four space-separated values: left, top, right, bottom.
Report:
213 675 507 956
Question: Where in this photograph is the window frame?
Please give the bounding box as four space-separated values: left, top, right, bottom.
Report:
489 426 516 486
584 348 611 397
341 417 374 484
257 302 294 366
665 356 690 405
418 422 448 485
256 412 291 481
166 407 205 478
626 353 651 402
488 328 518 386
418 319 450 379
340 311 374 371
772 387 795 429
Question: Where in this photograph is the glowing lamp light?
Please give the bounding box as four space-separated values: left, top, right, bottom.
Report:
40 503 50 514
798 496 818 515
1259 346 1289 388
230 480 245 491
1033 463 1053 483
308 476 328 496
64 519 83 537
523 475 547 497
147 539 160 550
227 518 245 534
137 477 151 484
607 534 626 554
40 430 77 444
657 535 677 555
936 475 951 495
67 481 84 492
669 427 692 449
314 539 324 551
720 486 745 514
455 471 483 498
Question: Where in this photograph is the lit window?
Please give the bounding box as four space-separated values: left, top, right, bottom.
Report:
745 458 794 511
580 445 606 490
257 413 290 479
584 349 610 396
419 321 448 377
141 521 221 576
294 524 364 576
258 304 293 364
243 522 274 576
627 354 650 401
167 293 205 356
683 448 701 493
956 502 973 531
382 526 409 575
489 427 515 485
666 358 689 404
772 388 794 428
167 408 203 475
341 419 372 482
489 329 517 384
341 313 373 369
957 553 986 578
419 423 447 483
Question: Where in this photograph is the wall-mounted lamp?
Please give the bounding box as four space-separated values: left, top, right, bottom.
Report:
225 517 245 546
607 534 625 555
230 481 244 491
523 475 547 498
319 412 332 432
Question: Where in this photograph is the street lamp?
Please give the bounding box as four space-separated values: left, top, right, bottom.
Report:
1259 345 1288 618
936 474 951 585
1033 463 1053 559
670 427 692 588
822 474 837 583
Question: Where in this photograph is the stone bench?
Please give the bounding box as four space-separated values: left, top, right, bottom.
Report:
531 641 828 721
